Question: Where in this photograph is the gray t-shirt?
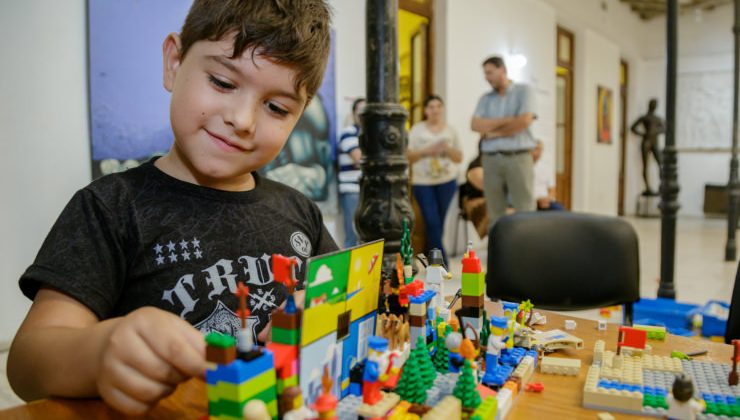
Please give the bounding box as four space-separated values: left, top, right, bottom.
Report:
19 159 338 340
473 82 536 153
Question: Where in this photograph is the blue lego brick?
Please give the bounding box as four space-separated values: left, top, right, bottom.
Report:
642 386 668 397
206 349 274 385
409 289 436 304
481 364 513 387
499 347 525 366
524 349 539 368
597 379 642 393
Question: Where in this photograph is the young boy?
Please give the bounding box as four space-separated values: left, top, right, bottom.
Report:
7 0 335 415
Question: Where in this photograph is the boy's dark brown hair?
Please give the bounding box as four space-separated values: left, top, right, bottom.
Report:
180 0 332 100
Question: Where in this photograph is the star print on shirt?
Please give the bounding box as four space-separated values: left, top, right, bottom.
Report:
194 249 203 259
182 251 191 261
166 241 176 252
156 255 165 265
153 243 163 255
169 253 178 263
192 238 201 248
179 239 189 250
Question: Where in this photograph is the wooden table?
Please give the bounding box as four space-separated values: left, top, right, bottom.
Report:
1 311 733 419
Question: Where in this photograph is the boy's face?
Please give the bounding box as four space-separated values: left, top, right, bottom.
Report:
161 33 307 191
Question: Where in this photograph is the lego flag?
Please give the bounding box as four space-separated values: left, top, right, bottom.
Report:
273 254 297 287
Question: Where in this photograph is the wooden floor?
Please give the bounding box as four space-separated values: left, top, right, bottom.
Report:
0 215 736 410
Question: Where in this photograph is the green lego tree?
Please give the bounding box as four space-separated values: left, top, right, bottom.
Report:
400 219 413 266
433 326 449 373
453 360 481 410
417 336 436 391
395 342 426 404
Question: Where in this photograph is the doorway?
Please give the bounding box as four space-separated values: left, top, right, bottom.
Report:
556 26 574 209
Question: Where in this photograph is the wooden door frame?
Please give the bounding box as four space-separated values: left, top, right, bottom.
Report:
618 59 629 216
399 0 434 101
556 26 575 209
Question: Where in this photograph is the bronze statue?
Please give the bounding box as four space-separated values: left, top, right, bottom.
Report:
631 99 664 196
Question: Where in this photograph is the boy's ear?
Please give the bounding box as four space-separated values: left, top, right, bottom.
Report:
163 33 183 93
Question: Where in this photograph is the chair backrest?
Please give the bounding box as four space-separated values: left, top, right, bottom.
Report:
727 262 740 343
487 212 640 313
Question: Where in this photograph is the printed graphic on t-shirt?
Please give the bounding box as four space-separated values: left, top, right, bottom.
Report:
153 237 203 265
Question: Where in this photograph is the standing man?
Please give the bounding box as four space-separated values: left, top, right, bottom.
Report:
338 98 365 248
471 56 536 229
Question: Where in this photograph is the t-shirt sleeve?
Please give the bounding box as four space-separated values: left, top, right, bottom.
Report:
19 188 126 319
518 85 536 116
473 95 487 118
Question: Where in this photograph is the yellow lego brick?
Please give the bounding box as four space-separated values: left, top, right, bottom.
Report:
357 392 400 418
388 401 419 420
471 396 497 420
599 353 643 385
461 272 485 296
540 356 581 376
421 395 462 420
276 374 298 393
207 369 276 402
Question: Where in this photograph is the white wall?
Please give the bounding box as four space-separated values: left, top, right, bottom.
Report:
571 30 621 214
0 1 90 345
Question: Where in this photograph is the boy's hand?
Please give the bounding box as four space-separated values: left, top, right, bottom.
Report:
257 289 305 343
96 307 206 415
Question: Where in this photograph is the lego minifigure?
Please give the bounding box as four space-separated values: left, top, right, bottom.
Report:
425 248 451 310
363 336 390 405
313 366 338 420
481 316 508 385
445 328 464 374
666 373 704 420
730 339 739 386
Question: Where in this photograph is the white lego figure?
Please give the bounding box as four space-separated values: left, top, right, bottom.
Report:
425 248 451 309
666 373 704 420
482 316 508 385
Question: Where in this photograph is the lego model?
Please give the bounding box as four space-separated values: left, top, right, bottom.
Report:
730 339 739 386
459 248 484 336
616 326 647 355
363 336 391 405
481 316 510 387
453 360 481 410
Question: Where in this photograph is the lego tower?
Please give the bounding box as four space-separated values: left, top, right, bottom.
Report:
459 248 485 333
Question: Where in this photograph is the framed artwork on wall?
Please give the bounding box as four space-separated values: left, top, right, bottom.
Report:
597 85 613 144
87 1 337 213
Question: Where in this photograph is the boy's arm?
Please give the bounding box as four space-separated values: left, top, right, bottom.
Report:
8 287 205 415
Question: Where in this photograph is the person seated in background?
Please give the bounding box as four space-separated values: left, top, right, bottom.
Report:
532 140 564 211
459 155 489 239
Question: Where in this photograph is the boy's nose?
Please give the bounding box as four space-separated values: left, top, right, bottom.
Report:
227 100 257 135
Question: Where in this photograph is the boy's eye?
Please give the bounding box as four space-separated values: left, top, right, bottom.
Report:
267 102 289 117
208 75 235 90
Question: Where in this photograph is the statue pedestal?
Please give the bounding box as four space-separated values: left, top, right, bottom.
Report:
636 194 660 218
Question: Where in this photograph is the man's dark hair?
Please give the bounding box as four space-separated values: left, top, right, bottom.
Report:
671 373 694 402
482 56 506 69
180 0 332 100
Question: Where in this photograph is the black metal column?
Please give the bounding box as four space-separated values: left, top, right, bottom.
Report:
658 0 680 299
356 0 413 270
725 0 740 261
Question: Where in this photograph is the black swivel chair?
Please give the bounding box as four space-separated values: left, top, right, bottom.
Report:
487 212 640 325
726 262 740 343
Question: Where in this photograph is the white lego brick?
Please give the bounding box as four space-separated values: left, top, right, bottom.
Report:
511 355 535 385
495 387 513 420
540 356 581 376
421 395 462 420
593 340 605 364
642 354 683 373
564 319 577 330
597 320 607 331
409 302 426 316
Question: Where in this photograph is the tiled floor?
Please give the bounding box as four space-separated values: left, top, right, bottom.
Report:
0 216 736 410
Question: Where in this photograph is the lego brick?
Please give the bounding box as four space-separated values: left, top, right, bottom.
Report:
540 356 581 376
598 352 643 385
207 343 236 365
564 319 577 330
593 340 605 364
207 369 276 402
272 327 300 345
335 394 363 420
356 391 400 418
597 320 607 331
495 387 513 419
500 347 526 366
471 395 497 420
632 324 666 341
597 413 615 420
456 306 482 320
276 374 297 393
461 250 482 274
409 314 426 327
206 349 275 385
206 331 237 348
502 379 519 394
271 309 301 330
209 397 277 419
422 395 462 420
409 289 436 304
511 355 535 385
461 294 484 308
461 273 485 296
409 301 427 316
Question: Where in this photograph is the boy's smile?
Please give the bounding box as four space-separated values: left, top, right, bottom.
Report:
156 33 308 191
